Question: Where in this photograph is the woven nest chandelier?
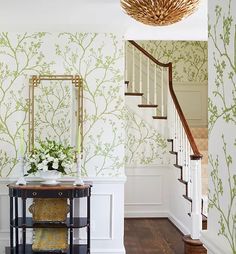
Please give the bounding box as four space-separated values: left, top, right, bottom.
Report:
120 0 200 26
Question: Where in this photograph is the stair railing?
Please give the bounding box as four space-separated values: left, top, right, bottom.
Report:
126 40 203 239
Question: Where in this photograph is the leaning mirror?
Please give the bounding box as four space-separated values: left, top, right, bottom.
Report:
28 75 83 153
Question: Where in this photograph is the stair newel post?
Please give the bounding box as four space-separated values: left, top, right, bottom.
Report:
190 156 202 239
132 45 135 93
147 58 150 104
139 50 142 93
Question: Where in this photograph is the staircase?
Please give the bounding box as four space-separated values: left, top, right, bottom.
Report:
124 40 208 249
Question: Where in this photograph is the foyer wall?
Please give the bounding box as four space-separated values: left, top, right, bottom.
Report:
138 40 208 83
0 33 124 178
201 1 236 253
124 107 169 166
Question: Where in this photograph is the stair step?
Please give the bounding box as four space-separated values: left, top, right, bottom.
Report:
138 104 158 108
125 92 143 96
152 116 167 119
183 195 192 202
178 178 188 185
174 164 182 169
191 127 208 139
201 150 208 164
195 138 208 151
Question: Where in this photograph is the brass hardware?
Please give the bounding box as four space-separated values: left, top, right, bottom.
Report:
32 192 37 196
58 192 63 196
29 75 83 153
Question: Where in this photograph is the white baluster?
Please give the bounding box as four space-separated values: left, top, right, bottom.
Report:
188 147 192 198
183 134 187 181
125 42 128 82
179 123 183 167
147 58 150 104
161 68 164 116
132 46 135 93
154 65 157 106
190 158 202 239
139 51 142 93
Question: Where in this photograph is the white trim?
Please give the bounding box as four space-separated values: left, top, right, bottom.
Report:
90 192 114 240
173 81 208 86
125 211 169 218
125 165 171 170
91 247 126 254
125 202 162 206
200 231 231 254
168 212 190 235
0 176 127 184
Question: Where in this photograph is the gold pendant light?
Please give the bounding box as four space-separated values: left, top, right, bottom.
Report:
120 0 200 26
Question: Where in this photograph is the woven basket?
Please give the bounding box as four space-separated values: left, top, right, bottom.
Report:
29 198 69 222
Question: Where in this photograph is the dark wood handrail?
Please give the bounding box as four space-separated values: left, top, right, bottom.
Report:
129 40 202 160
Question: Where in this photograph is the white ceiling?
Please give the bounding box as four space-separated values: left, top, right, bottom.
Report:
0 0 207 41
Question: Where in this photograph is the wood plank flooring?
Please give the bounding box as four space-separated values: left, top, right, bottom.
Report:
124 218 184 254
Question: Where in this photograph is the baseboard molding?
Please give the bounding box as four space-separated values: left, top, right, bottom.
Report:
168 212 190 235
92 247 126 254
125 211 169 218
200 231 231 254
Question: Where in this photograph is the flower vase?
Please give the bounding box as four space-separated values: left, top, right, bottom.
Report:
40 170 61 185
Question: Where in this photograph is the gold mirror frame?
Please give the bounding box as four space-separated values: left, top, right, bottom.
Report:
29 75 83 152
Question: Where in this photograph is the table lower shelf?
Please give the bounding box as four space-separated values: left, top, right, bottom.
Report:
12 217 88 228
5 244 88 254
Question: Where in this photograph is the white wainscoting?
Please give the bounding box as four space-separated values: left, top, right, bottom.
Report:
124 166 170 218
200 231 232 254
0 177 126 254
174 82 208 127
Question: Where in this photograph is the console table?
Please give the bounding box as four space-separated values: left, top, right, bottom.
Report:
6 182 92 254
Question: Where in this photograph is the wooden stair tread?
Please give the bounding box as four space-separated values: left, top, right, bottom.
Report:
183 195 192 202
125 92 144 96
178 178 188 184
152 116 167 119
138 104 158 108
174 164 182 169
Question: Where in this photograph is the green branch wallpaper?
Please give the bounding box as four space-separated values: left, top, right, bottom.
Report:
125 106 169 166
208 0 236 253
139 40 208 83
0 33 125 178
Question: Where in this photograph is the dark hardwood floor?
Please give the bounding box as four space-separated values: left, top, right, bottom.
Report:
124 218 184 254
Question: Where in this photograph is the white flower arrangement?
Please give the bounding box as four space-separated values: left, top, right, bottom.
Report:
25 139 75 175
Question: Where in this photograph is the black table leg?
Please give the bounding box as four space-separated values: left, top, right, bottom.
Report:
10 196 13 250
87 195 91 254
22 197 26 254
15 197 19 252
70 198 73 254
